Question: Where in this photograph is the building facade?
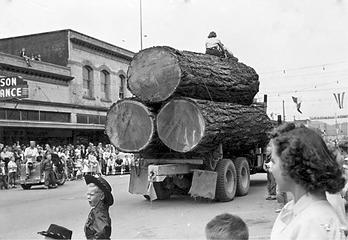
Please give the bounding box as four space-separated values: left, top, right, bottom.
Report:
0 29 134 146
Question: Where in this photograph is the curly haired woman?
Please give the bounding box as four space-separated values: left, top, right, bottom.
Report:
269 123 347 240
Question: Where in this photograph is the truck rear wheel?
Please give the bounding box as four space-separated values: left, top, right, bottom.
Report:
234 157 250 196
215 159 237 202
21 184 32 190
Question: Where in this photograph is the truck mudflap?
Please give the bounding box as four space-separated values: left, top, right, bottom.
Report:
189 169 217 200
129 158 204 200
128 165 149 196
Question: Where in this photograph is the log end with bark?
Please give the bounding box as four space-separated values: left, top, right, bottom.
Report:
127 46 182 103
156 98 205 153
105 99 154 152
127 46 259 105
156 98 273 154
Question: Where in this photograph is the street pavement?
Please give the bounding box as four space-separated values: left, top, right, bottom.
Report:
0 173 280 239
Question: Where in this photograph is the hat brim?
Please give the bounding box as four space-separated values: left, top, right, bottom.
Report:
38 231 65 239
85 175 114 206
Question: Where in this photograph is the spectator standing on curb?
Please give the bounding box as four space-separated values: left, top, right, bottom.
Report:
40 152 57 189
7 156 17 188
89 152 99 176
264 145 277 200
0 159 8 189
24 141 39 179
13 146 22 179
275 186 288 213
270 123 347 240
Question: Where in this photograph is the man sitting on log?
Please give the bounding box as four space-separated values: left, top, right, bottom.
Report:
205 31 238 61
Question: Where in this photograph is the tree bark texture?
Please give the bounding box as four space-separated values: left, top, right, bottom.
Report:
127 46 259 105
156 98 272 155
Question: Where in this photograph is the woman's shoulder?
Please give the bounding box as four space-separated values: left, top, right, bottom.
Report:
274 200 345 240
296 200 344 234
301 200 340 220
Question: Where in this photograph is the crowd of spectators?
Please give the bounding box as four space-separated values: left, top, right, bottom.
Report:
0 142 133 189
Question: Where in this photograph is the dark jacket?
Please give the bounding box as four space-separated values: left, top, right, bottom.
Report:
41 158 53 172
84 201 111 240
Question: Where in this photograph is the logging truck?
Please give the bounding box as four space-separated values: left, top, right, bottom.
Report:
127 141 269 202
106 46 272 201
117 98 270 202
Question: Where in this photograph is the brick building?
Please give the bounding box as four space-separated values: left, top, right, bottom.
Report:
0 29 134 146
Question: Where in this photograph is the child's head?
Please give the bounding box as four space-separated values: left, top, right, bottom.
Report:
269 122 345 194
205 213 248 240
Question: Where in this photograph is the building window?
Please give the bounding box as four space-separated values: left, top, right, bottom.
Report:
119 74 125 99
76 114 88 124
89 115 99 124
100 116 106 125
7 109 20 120
100 70 110 100
21 110 39 121
0 109 5 119
0 109 70 123
83 66 93 97
76 114 106 125
40 111 70 123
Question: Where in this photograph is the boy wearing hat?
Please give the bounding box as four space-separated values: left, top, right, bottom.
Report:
85 175 113 239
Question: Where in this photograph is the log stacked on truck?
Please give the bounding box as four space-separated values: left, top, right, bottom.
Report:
106 46 272 155
127 46 259 105
156 98 271 154
106 99 155 152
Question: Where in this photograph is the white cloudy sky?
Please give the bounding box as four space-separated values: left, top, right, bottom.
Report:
1 0 348 122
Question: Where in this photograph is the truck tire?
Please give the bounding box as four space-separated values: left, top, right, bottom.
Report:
234 157 250 196
153 182 171 200
56 172 66 186
215 159 237 202
21 184 32 190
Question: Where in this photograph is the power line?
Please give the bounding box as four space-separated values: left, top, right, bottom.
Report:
260 80 346 93
259 86 348 96
259 60 348 75
261 69 348 79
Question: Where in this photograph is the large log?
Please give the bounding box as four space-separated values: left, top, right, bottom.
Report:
105 99 156 153
127 46 259 105
156 98 272 155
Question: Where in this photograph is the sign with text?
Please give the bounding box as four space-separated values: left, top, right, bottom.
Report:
0 76 29 100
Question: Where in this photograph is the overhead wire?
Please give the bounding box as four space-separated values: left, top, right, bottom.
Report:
259 60 348 75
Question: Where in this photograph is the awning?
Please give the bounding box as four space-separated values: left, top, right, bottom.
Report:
0 119 104 130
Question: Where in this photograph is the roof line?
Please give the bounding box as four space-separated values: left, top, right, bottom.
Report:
0 29 135 55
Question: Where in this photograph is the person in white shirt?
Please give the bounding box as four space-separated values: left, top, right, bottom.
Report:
205 31 238 61
8 156 17 188
24 141 39 178
88 152 99 176
269 123 347 240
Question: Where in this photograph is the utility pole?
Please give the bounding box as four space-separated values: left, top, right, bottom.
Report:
335 112 338 145
282 100 285 122
139 0 143 50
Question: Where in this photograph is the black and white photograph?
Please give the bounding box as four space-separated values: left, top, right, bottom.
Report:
0 0 348 239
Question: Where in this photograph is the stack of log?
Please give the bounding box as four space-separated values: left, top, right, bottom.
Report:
106 46 272 157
